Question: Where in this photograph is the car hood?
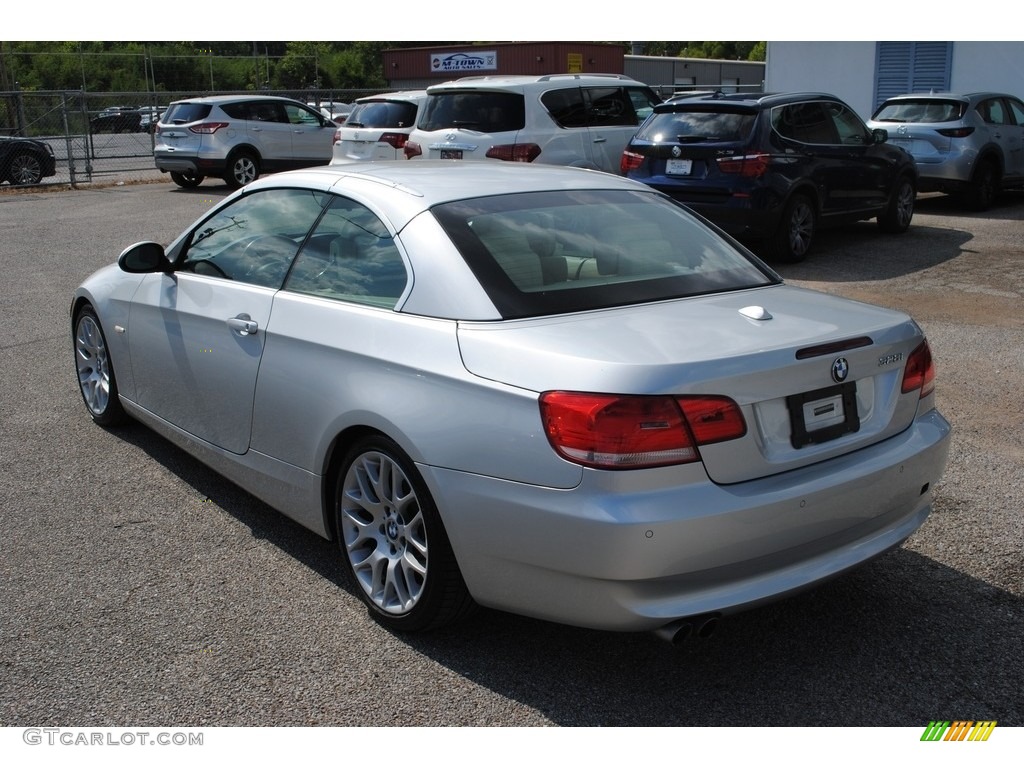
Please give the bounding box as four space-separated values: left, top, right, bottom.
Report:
457 284 927 483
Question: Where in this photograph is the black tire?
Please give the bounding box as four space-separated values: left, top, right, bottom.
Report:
765 194 815 263
962 159 997 211
170 171 204 189
224 151 259 189
8 152 44 185
334 435 473 632
73 305 128 427
877 175 916 233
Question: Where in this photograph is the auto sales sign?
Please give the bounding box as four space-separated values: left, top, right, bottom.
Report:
430 51 497 73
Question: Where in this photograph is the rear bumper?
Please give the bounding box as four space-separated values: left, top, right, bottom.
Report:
154 152 228 177
421 408 951 632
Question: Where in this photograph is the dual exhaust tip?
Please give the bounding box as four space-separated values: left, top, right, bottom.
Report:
653 613 721 645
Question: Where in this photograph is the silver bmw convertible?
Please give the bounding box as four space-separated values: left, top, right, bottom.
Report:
71 162 951 641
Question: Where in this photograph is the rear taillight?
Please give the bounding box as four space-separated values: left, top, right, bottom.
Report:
717 153 770 177
539 392 746 470
901 340 936 397
189 122 230 135
404 141 422 159
379 132 408 149
333 128 342 143
620 150 645 174
486 143 542 162
937 127 974 138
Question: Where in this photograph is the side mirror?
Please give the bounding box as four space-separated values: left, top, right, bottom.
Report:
118 241 172 273
872 127 889 145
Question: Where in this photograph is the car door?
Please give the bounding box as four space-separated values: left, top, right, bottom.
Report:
243 100 294 170
127 187 328 454
581 86 656 173
283 102 336 168
988 96 1024 180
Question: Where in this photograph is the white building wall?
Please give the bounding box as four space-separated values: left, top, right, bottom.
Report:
765 42 878 118
767 42 1024 119
950 42 1024 95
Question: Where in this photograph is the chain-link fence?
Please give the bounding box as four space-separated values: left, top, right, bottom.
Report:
1 88 379 189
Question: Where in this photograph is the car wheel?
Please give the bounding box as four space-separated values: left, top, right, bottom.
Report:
334 435 473 632
877 175 915 233
9 152 43 185
170 171 204 189
224 151 259 189
73 305 128 427
963 159 997 211
766 194 815 263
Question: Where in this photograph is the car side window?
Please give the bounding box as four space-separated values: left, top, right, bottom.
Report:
1008 98 1024 126
825 102 870 145
250 101 287 123
182 188 328 289
542 87 588 128
627 87 661 123
979 98 1009 125
285 103 323 126
584 87 633 127
772 102 837 144
283 196 408 308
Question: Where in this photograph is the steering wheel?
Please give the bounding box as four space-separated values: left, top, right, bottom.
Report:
242 234 296 287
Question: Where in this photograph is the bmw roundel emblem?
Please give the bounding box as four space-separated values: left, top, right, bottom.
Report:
671 145 681 158
831 357 849 383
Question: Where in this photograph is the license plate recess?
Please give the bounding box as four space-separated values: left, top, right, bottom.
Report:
786 382 859 449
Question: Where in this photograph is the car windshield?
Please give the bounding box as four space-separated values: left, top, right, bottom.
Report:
872 99 966 122
417 92 525 132
635 109 757 143
346 100 419 129
431 189 777 319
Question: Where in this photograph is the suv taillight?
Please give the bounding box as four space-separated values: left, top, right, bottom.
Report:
717 153 770 177
333 128 342 143
539 392 746 470
189 122 230 135
404 141 422 159
486 143 542 162
620 150 645 174
937 127 975 138
901 340 936 397
379 132 408 149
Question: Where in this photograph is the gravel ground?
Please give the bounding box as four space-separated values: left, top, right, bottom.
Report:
0 183 1021 741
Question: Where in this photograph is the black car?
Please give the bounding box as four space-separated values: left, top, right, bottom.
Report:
620 92 918 262
90 106 142 134
0 136 57 186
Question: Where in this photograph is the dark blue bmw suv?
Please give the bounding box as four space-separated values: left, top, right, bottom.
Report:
620 92 918 262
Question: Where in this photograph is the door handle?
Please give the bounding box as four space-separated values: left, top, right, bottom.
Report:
227 314 258 336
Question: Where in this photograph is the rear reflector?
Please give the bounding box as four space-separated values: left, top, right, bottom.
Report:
539 392 745 470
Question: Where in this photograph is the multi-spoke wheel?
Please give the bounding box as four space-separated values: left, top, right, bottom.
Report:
9 153 43 185
334 436 472 632
74 306 127 426
766 194 815 263
224 151 259 189
878 175 916 233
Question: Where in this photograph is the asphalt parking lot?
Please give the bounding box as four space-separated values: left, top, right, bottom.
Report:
0 181 1021 729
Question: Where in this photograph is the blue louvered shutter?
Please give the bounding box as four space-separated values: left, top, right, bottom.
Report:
873 42 952 111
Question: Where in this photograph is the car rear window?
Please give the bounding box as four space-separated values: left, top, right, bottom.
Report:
346 100 419 129
872 99 966 123
634 108 757 143
163 103 214 124
431 189 777 319
417 92 525 132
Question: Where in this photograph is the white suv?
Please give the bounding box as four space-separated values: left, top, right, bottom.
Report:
154 95 337 189
404 74 660 173
331 90 426 164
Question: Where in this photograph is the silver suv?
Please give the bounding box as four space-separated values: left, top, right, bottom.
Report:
868 91 1024 210
154 95 337 189
404 74 660 173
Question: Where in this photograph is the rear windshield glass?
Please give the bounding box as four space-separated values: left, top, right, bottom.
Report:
431 189 777 319
872 99 966 122
635 109 757 143
346 100 419 129
417 92 525 132
163 103 214 124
